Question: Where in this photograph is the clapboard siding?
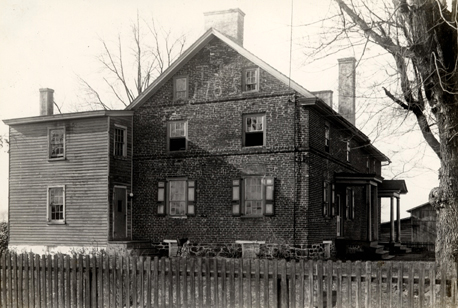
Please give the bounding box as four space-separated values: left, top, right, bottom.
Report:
8 117 110 247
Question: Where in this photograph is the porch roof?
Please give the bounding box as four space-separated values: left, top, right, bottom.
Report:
378 180 408 194
334 172 383 186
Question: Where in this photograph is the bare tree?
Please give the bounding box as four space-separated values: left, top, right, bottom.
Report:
79 13 187 110
313 0 458 267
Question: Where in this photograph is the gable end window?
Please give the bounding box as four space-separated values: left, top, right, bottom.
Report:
114 125 127 157
243 68 259 92
167 121 187 152
243 114 265 147
174 76 188 100
47 186 65 224
157 179 195 217
232 177 274 217
48 127 65 159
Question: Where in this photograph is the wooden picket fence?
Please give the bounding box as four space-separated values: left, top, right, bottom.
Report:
0 252 457 308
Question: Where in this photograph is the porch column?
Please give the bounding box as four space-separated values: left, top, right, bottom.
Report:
366 184 372 241
373 185 379 241
390 196 395 243
396 197 401 243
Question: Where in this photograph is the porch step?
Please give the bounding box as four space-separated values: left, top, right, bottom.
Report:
367 241 395 260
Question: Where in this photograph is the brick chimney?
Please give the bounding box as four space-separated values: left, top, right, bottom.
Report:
39 88 54 116
312 90 333 109
204 8 245 46
338 58 356 125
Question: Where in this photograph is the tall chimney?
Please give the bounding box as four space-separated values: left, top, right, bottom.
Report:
338 58 356 125
39 88 54 116
204 8 245 46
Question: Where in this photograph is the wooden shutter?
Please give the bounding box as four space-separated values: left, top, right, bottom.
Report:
232 179 241 216
157 182 165 215
331 183 336 216
264 177 274 216
323 182 329 217
187 180 196 216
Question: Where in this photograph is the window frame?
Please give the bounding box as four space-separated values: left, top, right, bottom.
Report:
242 113 266 147
157 178 195 217
346 140 351 162
323 181 335 218
167 121 188 152
345 187 355 220
232 176 274 217
48 127 66 160
113 124 127 157
173 76 188 101
242 67 260 92
324 122 330 153
47 185 66 224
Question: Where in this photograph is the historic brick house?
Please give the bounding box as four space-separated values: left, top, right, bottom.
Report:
3 9 408 258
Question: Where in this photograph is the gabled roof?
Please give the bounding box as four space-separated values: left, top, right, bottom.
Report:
3 110 133 126
126 28 315 110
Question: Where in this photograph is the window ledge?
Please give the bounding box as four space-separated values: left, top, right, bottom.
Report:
47 221 66 225
240 215 264 219
48 157 66 162
242 146 265 150
170 216 187 219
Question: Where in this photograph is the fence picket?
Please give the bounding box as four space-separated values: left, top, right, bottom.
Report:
2 253 458 308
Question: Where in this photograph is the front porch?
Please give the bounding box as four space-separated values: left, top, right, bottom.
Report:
334 173 409 260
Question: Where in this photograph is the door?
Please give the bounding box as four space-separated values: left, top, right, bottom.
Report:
113 186 127 240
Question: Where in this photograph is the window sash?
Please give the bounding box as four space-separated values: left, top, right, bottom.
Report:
114 127 127 157
233 177 274 217
48 186 65 223
244 68 259 92
49 128 65 159
167 121 187 151
158 179 195 216
243 114 265 147
174 76 188 100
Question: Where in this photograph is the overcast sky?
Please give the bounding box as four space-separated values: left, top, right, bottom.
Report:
0 0 440 221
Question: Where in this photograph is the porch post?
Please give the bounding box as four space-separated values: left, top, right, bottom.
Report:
390 196 395 243
396 197 401 243
374 185 379 241
366 183 372 241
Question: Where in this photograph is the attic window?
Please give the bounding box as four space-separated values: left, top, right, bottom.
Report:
174 76 188 100
324 122 330 152
243 68 259 92
243 114 265 147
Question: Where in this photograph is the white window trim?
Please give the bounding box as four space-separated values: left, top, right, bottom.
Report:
113 124 128 157
47 185 66 225
242 113 266 147
242 67 260 93
167 121 188 152
173 75 189 101
48 127 66 161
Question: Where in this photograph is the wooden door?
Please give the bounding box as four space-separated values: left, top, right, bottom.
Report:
113 186 127 240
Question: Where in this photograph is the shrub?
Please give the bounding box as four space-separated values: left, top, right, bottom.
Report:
0 221 8 254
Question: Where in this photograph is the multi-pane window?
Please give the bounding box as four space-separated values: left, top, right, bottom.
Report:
114 126 127 157
174 76 188 100
49 128 65 159
243 114 265 147
157 179 195 216
168 121 187 151
243 68 259 92
324 122 330 152
346 140 351 162
232 177 274 217
48 186 65 223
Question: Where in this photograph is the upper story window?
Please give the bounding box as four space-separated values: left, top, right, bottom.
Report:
48 127 65 160
174 76 188 100
324 122 330 153
243 68 259 92
232 177 274 217
346 140 351 162
167 121 187 152
157 179 195 217
243 114 265 147
47 186 65 224
114 125 127 157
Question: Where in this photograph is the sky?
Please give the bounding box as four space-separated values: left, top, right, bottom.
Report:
0 0 440 222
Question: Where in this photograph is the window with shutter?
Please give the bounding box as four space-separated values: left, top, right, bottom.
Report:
233 176 274 217
157 179 196 217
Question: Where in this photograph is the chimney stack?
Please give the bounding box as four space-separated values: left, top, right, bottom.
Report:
39 88 54 116
312 90 333 109
204 8 245 46
338 58 356 125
